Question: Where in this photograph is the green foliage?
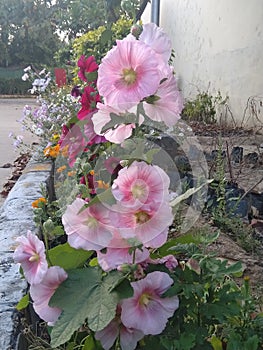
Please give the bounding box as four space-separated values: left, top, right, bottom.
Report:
71 16 133 75
0 67 31 94
0 0 62 67
182 91 227 124
48 243 93 270
49 268 132 347
16 293 29 311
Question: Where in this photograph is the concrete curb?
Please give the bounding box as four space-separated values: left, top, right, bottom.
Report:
0 159 52 350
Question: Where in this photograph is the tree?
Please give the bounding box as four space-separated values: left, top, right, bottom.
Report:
0 0 62 67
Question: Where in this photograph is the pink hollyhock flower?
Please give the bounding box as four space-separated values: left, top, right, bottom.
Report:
143 73 183 127
95 308 144 350
77 86 100 120
104 123 135 144
30 266 68 326
83 114 106 146
97 246 149 271
97 39 162 109
78 55 98 82
146 254 178 271
59 124 87 167
104 157 122 175
139 23 172 62
121 271 179 335
116 202 173 248
13 231 48 285
62 198 113 251
92 103 137 144
112 161 170 209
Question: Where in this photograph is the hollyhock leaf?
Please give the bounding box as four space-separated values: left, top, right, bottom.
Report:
101 112 135 133
170 179 213 207
50 268 126 347
112 278 133 299
16 293 29 311
48 243 93 270
83 188 116 209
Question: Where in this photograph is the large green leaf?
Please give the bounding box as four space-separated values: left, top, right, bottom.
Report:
48 243 93 270
170 179 213 207
49 268 130 348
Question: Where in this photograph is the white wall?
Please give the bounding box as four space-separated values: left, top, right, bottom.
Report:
143 0 263 127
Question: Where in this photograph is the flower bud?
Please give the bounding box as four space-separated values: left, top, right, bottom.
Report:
131 24 143 39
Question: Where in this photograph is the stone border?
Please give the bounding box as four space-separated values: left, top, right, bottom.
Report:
0 159 52 350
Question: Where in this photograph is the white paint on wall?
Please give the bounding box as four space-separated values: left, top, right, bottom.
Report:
143 0 263 127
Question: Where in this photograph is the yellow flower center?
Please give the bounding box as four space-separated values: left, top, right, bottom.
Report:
29 253 40 262
135 211 150 224
131 183 146 199
86 217 98 229
122 68 137 85
139 293 151 306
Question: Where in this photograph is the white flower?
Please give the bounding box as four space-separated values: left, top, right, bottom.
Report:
22 73 29 81
24 66 31 72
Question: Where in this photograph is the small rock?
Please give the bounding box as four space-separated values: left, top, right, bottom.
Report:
244 152 258 164
0 163 12 168
231 146 243 163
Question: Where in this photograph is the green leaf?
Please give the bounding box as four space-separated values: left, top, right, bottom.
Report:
51 225 65 236
80 188 116 210
82 335 96 350
99 29 112 45
209 335 223 350
16 293 29 311
101 110 138 133
170 179 213 207
173 332 196 350
86 71 98 82
48 243 93 270
112 277 133 299
50 268 126 348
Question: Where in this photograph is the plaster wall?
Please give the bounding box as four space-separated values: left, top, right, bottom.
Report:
143 0 263 127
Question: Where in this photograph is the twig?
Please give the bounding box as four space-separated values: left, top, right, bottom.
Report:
239 175 263 201
225 141 234 183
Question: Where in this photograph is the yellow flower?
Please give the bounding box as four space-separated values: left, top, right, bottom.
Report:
57 165 67 173
96 180 109 189
52 134 60 141
43 144 60 158
32 197 47 208
68 171 76 177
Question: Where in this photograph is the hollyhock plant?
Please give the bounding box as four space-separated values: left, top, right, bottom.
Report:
115 201 173 248
91 102 138 144
97 39 163 109
59 124 87 167
139 23 172 63
121 271 179 335
143 72 183 127
112 161 171 209
13 230 48 285
30 266 68 326
97 246 150 271
95 311 144 350
77 85 100 120
78 55 98 82
62 197 114 251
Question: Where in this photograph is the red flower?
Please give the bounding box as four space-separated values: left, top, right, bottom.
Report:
77 86 101 120
78 55 98 82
